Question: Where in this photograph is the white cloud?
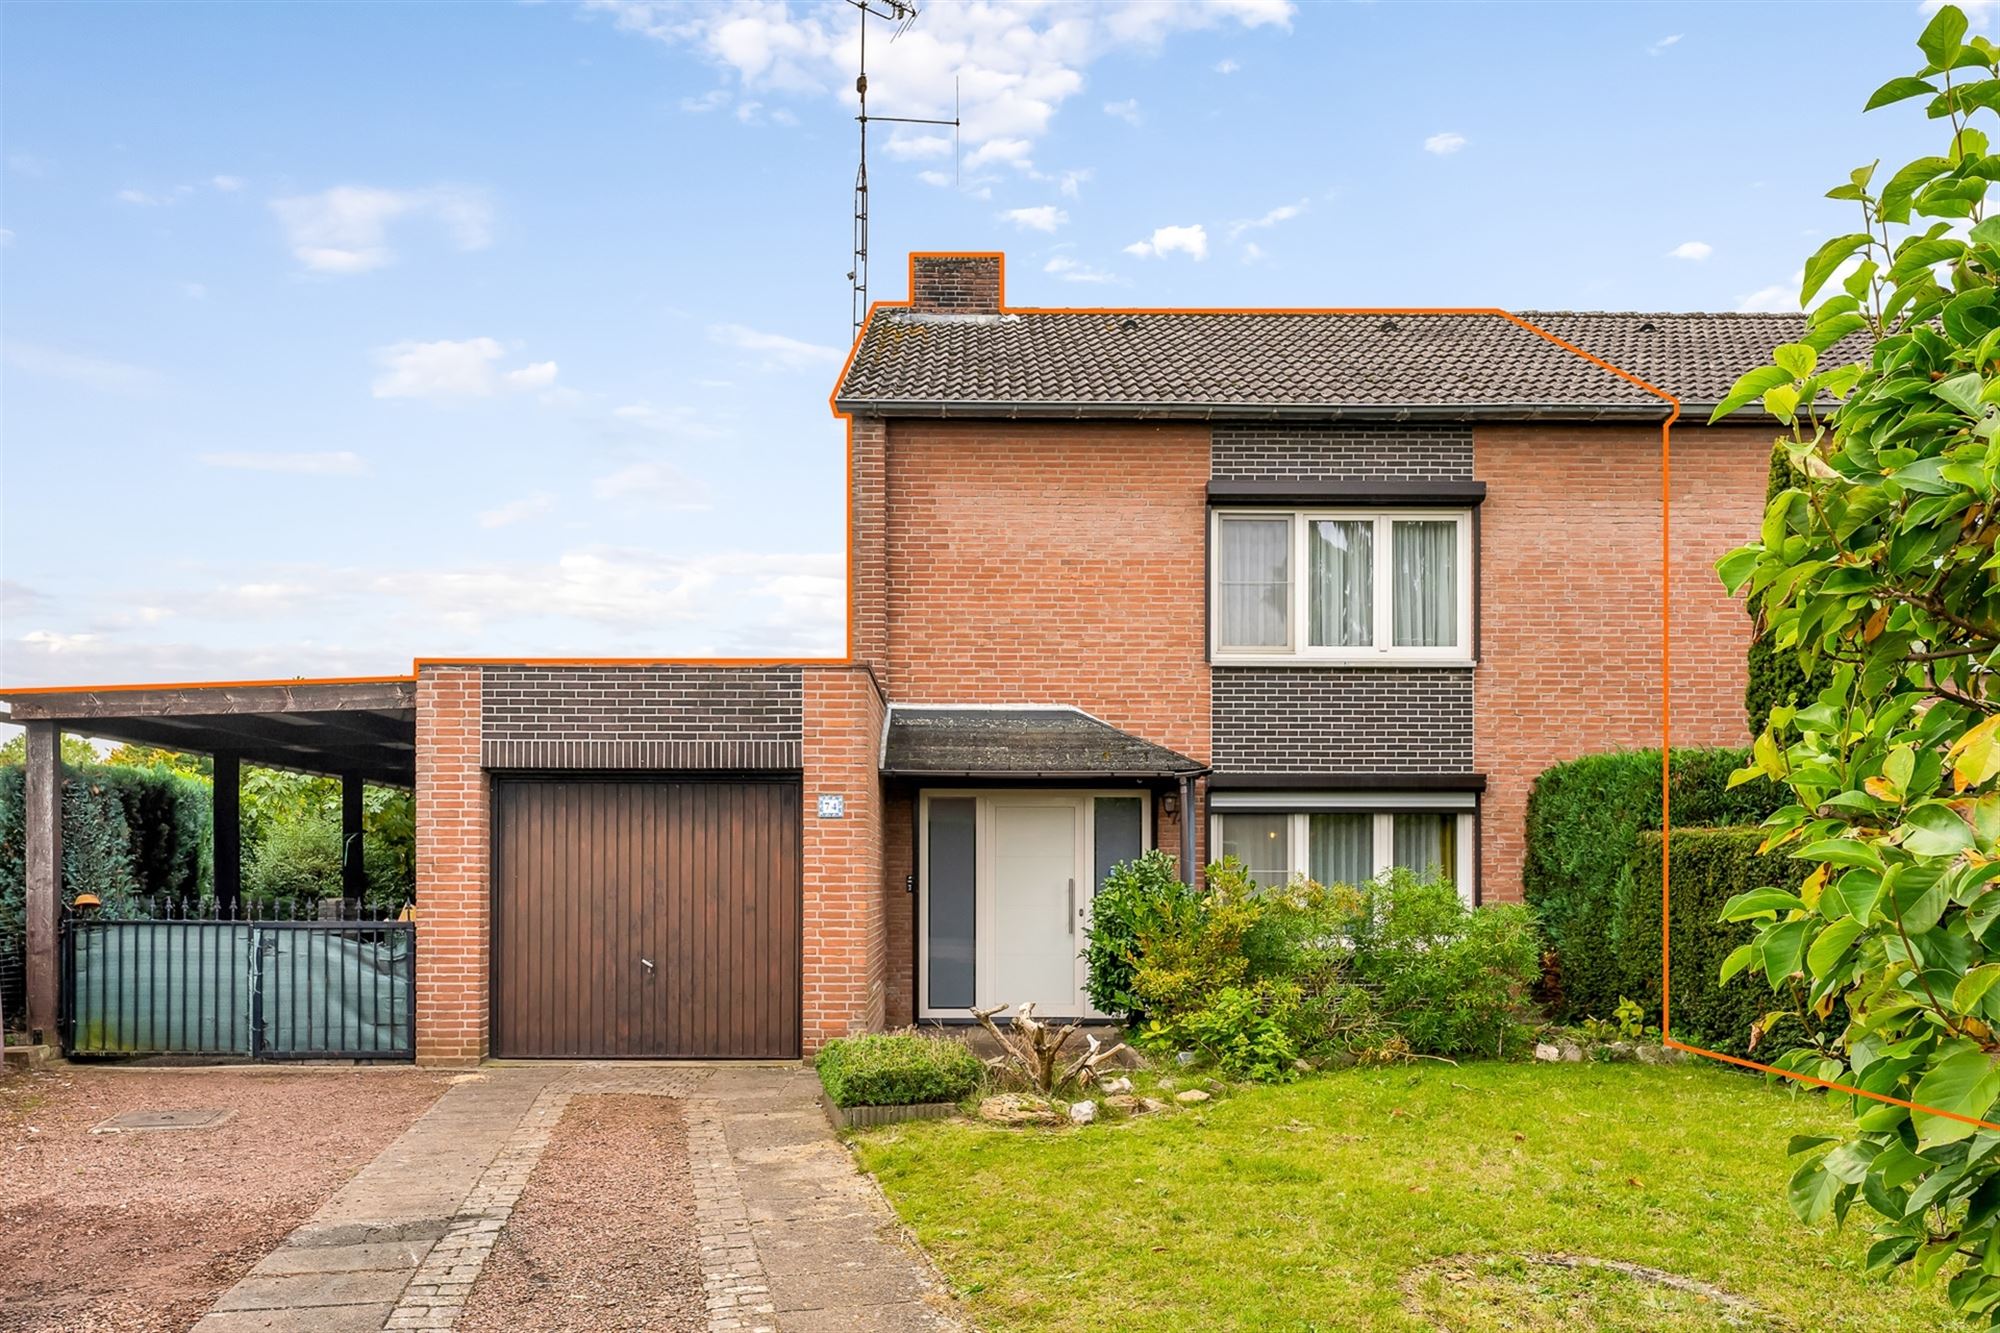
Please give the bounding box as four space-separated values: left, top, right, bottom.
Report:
590 461 712 509
966 137 1034 170
1649 33 1683 55
1668 240 1713 261
1044 255 1118 284
1057 168 1091 199
370 338 559 399
116 184 194 206
269 185 493 274
917 169 953 188
708 323 845 367
1214 58 1241 74
1241 240 1266 264
1424 131 1468 156
610 401 728 437
1923 0 1992 22
681 88 731 113
1104 98 1142 126
198 451 368 476
582 0 1291 164
1228 198 1307 239
211 174 246 192
886 134 954 160
2 341 164 393
1125 223 1208 260
477 493 555 529
1738 256 1865 313
1001 204 1068 232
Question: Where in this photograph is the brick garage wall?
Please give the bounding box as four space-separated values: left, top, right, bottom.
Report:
1212 667 1474 773
480 664 802 769
1211 423 1473 483
1474 421 1769 902
801 666 888 1050
415 665 488 1066
876 419 1211 765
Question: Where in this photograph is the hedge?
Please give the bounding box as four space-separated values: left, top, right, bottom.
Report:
0 763 212 933
1744 443 1825 735
815 1032 986 1108
1523 748 1786 1024
1617 828 1820 1059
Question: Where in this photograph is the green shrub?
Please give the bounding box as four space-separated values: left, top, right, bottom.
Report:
815 1032 986 1108
1614 828 1828 1059
0 763 211 931
1152 982 1302 1083
1083 849 1199 1019
1524 748 1786 1024
1344 872 1543 1057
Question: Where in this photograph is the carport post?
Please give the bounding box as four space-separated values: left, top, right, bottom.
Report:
23 720 62 1045
341 775 365 905
213 751 241 912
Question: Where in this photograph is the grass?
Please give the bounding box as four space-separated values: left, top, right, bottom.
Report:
849 1061 1957 1332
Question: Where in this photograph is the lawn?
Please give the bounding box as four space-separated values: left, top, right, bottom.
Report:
849 1062 1958 1332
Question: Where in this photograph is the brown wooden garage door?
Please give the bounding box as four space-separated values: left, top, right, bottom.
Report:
491 776 801 1059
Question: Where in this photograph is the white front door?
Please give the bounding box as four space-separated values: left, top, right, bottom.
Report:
987 798 1084 1014
919 790 1151 1021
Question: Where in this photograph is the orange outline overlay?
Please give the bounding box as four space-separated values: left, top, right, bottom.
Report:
7 250 1983 1132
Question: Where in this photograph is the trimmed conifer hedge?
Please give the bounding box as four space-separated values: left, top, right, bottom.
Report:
0 763 212 933
1523 748 1786 1026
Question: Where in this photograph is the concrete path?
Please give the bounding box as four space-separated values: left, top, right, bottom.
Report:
190 1063 965 1333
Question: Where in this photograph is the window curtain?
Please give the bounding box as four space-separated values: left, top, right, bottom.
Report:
1219 517 1292 649
1392 520 1457 648
1308 519 1372 648
1308 813 1373 886
1391 813 1454 879
1218 813 1290 888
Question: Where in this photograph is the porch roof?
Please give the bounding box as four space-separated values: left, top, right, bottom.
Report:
880 705 1205 781
0 678 417 787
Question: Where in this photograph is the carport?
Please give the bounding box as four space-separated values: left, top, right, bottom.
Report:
0 678 416 1045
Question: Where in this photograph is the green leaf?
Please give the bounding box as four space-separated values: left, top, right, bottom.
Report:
1808 917 1867 978
1716 547 1761 594
1710 365 1797 423
1937 371 1988 415
1882 158 1952 224
1719 942 1758 986
1719 887 1807 921
1906 802 1978 857
1920 4 1970 67
1763 918 1811 986
1772 342 1817 378
1796 838 1886 871
1957 964 2000 1015
1801 233 1875 303
1869 75 1941 111
1789 1155 1845 1224
1912 1047 2000 1150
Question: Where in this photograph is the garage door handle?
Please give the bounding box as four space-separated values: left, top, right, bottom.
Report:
640 957 655 972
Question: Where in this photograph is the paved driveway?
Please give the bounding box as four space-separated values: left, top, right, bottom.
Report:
191 1063 965 1333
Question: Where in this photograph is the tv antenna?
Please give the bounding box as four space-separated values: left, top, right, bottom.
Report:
846 0 959 335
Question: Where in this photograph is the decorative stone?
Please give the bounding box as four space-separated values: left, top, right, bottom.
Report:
1068 1100 1097 1125
1106 1094 1167 1116
977 1094 1064 1126
1174 1089 1211 1104
1558 1041 1586 1063
1099 1075 1134 1095
1533 1043 1561 1063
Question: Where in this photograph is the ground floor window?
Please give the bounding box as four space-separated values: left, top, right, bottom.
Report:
1210 793 1475 900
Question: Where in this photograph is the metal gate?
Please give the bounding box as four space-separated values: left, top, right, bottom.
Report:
61 908 415 1060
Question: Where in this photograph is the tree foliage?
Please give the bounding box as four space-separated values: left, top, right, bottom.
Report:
1715 7 2000 1318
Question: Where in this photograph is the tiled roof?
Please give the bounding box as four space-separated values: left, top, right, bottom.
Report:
834 308 1871 419
880 705 1205 778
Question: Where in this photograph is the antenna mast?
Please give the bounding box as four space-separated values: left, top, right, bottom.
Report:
846 0 958 335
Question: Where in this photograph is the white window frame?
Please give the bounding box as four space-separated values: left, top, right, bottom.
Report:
1209 794 1476 906
1210 507 1474 666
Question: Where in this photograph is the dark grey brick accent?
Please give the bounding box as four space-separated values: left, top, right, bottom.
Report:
480 665 802 770
1212 667 1473 774
1211 423 1473 483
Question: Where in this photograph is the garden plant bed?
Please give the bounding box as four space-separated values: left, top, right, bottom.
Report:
457 1092 702 1332
850 1062 1957 1331
824 1097 960 1130
0 1063 449 1333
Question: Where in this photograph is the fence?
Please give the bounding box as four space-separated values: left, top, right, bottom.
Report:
61 899 415 1060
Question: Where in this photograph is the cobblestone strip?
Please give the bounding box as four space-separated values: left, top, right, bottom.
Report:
686 1099 777 1333
382 1085 571 1331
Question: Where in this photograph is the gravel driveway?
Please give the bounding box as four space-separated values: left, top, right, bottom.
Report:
0 1063 449 1333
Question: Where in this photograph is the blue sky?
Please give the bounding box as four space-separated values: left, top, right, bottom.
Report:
0 0 1965 690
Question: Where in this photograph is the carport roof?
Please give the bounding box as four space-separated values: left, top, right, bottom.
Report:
880 705 1205 780
0 678 417 787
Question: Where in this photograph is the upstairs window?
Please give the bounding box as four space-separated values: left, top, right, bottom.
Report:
1213 509 1472 663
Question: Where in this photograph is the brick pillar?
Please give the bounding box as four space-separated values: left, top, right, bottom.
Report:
801 666 887 1051
882 789 916 1028
415 665 488 1065
848 415 889 673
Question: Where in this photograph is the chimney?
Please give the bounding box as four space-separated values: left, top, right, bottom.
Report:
908 253 1003 315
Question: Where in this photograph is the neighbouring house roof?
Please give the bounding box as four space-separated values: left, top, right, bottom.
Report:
833 308 1870 421
880 705 1206 780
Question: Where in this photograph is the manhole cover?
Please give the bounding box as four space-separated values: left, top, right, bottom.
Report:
90 1108 235 1134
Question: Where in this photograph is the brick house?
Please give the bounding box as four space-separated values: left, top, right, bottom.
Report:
2 251 1819 1065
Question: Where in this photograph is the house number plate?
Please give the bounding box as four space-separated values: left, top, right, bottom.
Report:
816 794 846 819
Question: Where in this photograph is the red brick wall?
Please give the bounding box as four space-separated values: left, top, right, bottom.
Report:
883 789 916 1027
1473 421 1772 902
849 415 888 664
876 418 1212 764
909 254 1002 314
415 665 488 1066
801 665 889 1050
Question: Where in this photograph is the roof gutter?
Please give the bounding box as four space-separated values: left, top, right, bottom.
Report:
831 397 1673 423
